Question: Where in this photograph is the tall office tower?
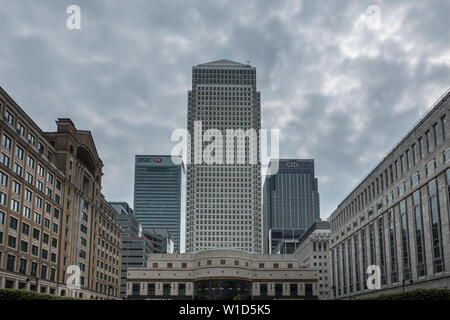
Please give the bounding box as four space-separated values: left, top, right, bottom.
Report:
185 59 262 253
263 159 320 254
134 155 183 253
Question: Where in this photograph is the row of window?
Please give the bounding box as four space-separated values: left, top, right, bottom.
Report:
0 252 57 281
332 113 448 232
0 104 55 164
332 174 448 296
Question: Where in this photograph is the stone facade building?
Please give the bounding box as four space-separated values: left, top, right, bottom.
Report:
329 89 450 299
126 249 319 300
294 221 331 299
0 87 122 299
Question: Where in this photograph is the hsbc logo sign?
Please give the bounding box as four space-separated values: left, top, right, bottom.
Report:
137 157 163 163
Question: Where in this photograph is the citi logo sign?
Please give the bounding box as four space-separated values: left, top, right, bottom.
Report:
286 160 299 168
137 157 163 163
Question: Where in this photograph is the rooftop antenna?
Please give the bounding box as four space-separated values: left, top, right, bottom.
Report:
246 60 250 65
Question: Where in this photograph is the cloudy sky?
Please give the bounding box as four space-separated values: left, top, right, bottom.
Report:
1 0 449 221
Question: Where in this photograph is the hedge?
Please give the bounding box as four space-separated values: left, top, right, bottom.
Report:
363 288 450 300
0 288 81 300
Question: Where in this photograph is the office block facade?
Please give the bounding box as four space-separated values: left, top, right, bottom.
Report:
111 202 156 299
0 87 122 299
294 221 331 299
143 228 174 254
134 155 183 253
329 89 450 299
263 159 320 254
185 59 262 253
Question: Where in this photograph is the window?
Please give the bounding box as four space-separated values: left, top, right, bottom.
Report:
412 144 417 165
9 216 18 230
26 172 33 184
8 235 17 248
418 137 424 159
413 191 427 277
25 189 32 201
428 180 444 273
31 262 37 276
0 170 8 187
2 134 12 150
427 161 436 176
426 130 432 153
442 115 448 140
444 149 450 164
23 206 31 219
406 149 411 170
411 173 420 187
27 155 35 169
433 123 439 146
17 123 26 136
1 153 10 167
0 191 6 206
6 255 15 272
14 163 22 176
33 228 40 240
398 183 406 196
400 200 411 280
22 222 30 235
0 211 4 224
20 240 28 252
15 145 24 160
19 259 27 274
38 165 44 177
35 196 42 208
10 199 20 212
12 180 21 194
44 218 50 229
34 212 41 224
5 110 14 126
28 132 35 146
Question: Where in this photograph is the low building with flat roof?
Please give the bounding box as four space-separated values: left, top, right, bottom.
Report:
126 249 319 300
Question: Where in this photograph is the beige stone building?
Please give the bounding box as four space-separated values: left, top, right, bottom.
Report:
294 221 331 299
126 249 319 300
0 86 122 299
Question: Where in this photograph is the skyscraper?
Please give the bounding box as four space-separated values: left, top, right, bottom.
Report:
263 159 320 254
185 59 262 253
134 155 183 253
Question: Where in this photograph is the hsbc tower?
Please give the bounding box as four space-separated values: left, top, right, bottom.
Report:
134 155 184 253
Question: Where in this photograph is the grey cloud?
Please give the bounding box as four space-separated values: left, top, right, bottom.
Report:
0 0 449 219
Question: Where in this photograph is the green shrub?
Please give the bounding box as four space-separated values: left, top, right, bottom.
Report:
0 288 81 300
363 288 450 300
